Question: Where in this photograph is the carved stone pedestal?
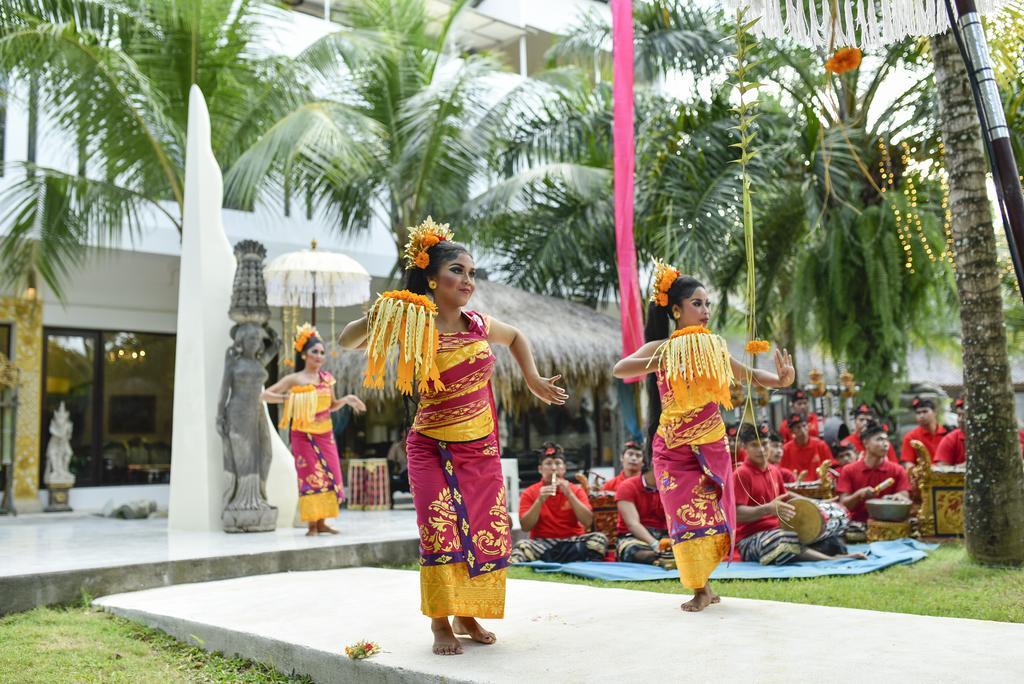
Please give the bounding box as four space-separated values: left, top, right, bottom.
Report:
45 483 72 512
223 505 277 533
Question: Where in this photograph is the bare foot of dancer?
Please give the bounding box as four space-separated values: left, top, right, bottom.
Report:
305 522 319 537
452 616 496 645
681 586 715 612
706 582 721 604
431 618 464 655
316 519 339 534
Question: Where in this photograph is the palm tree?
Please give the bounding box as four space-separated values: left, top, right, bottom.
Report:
465 3 740 305
0 0 332 297
224 0 502 264
721 37 958 411
930 28 1024 566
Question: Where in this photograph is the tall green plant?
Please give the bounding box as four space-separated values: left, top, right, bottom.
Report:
0 0 339 296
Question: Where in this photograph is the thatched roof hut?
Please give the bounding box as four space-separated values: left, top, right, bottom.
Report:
327 279 622 411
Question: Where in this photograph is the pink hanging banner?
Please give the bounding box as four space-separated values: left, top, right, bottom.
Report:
612 0 644 381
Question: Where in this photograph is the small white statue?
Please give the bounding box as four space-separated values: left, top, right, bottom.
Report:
44 401 76 486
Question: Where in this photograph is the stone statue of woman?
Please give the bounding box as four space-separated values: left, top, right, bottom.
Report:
217 322 280 532
45 402 75 486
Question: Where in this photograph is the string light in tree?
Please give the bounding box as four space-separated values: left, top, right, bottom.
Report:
879 139 915 273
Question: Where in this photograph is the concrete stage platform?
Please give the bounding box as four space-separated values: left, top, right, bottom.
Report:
0 511 420 615
96 567 1024 684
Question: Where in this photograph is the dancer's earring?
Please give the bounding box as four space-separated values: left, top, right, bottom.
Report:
428 281 437 290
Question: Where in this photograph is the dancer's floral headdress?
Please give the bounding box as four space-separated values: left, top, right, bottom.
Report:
293 323 319 353
403 216 454 271
650 260 680 307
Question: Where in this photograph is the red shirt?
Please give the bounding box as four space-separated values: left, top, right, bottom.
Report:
614 475 666 535
602 471 639 493
733 461 787 542
934 429 965 465
779 413 821 442
780 437 833 475
836 458 911 522
841 432 899 463
901 424 950 463
519 480 591 539
935 429 1024 465
777 465 796 483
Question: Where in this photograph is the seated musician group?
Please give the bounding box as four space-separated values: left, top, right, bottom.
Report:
510 391 1018 568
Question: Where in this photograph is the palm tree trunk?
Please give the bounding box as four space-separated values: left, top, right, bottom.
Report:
931 29 1024 566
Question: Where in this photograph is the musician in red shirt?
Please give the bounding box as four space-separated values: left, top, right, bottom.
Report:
781 414 833 477
900 397 949 465
733 425 858 564
837 421 911 523
779 389 820 442
614 466 673 567
763 425 795 482
841 403 898 463
727 423 747 463
510 449 608 563
602 441 644 492
935 399 1024 465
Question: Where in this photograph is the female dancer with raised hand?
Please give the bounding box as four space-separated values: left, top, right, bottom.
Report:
262 325 366 536
339 218 567 655
613 262 794 612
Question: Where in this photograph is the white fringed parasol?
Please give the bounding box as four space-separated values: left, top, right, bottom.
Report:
264 240 371 322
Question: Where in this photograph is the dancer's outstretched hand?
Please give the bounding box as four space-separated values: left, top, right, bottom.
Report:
774 347 795 387
529 374 568 405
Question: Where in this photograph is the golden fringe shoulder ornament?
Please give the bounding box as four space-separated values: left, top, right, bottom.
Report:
363 290 444 395
363 218 457 395
279 323 321 427
649 261 733 407
654 326 735 410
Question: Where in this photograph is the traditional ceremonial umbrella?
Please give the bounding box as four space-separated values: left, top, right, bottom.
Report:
264 241 371 352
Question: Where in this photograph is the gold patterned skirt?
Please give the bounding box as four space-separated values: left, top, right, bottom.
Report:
653 433 736 589
407 429 510 618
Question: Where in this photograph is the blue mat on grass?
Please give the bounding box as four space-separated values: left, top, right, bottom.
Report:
513 539 937 581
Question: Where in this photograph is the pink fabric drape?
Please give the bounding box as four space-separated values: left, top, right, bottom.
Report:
612 0 644 380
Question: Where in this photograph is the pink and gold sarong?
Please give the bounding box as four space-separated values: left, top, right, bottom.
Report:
282 371 344 521
408 311 511 618
653 379 735 589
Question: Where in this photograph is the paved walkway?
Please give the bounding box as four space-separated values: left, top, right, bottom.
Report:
96 567 1024 684
0 510 417 578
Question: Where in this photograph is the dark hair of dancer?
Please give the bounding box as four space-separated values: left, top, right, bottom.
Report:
643 275 705 459
294 335 324 372
403 240 473 295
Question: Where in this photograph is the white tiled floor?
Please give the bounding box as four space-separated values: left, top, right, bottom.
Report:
0 509 419 578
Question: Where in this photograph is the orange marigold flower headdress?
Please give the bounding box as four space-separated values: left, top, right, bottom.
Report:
363 290 445 395
825 47 862 74
650 259 680 308
293 323 319 353
403 216 454 271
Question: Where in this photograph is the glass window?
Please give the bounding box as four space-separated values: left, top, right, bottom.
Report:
102 332 175 485
0 323 10 357
42 332 98 485
42 329 175 486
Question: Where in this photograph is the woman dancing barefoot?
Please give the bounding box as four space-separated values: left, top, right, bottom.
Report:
613 262 794 612
340 218 567 654
262 325 365 536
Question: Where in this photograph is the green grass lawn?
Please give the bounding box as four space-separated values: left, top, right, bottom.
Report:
0 604 311 684
500 543 1024 623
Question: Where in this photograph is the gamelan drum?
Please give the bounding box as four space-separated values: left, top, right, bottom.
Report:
780 497 825 545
